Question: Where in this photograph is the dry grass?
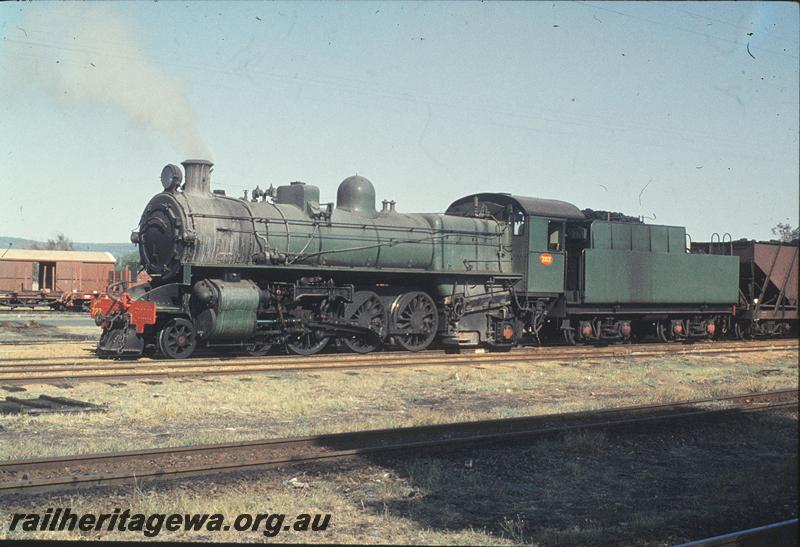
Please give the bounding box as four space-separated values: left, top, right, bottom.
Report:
2 409 793 545
0 350 796 460
0 347 796 545
0 466 514 544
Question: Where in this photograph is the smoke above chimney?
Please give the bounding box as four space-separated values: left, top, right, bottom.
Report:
2 4 212 159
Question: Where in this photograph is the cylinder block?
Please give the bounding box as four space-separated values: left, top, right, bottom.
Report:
193 279 260 340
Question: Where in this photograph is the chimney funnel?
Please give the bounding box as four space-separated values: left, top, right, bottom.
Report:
389 200 396 212
182 159 213 194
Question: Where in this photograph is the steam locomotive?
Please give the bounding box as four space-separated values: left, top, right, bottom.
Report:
90 159 797 358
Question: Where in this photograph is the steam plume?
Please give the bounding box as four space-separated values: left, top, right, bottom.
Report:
4 5 212 159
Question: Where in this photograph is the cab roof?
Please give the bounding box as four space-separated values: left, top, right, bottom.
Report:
446 193 585 220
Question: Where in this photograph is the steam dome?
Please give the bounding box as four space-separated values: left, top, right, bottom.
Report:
336 175 377 217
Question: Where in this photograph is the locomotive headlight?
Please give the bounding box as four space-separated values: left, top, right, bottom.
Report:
753 298 759 304
161 164 183 192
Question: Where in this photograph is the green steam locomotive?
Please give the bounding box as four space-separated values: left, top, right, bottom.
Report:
92 159 741 358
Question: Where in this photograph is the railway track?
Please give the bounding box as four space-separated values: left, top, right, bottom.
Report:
677 518 798 547
0 340 795 386
1 388 795 496
1 338 794 365
0 337 96 346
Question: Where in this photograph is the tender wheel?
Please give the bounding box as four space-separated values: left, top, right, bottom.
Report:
340 291 388 354
391 291 438 352
158 318 197 359
656 321 672 343
286 330 329 355
656 320 686 343
563 325 579 346
244 342 273 357
734 322 753 340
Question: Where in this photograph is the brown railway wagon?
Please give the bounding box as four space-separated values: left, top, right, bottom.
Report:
734 239 798 328
0 249 122 309
0 249 117 293
693 239 799 337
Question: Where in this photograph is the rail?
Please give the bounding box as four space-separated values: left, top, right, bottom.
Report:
0 389 795 495
0 341 795 386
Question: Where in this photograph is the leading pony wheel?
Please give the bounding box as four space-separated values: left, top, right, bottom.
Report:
158 318 197 359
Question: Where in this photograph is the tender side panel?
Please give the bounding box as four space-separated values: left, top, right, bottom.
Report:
582 250 739 304
591 222 685 254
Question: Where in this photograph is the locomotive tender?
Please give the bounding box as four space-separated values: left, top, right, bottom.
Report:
92 159 748 358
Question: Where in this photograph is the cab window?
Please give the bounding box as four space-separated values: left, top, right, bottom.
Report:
548 221 563 251
512 211 526 236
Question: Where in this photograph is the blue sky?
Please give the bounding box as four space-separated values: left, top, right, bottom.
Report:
1 1 797 243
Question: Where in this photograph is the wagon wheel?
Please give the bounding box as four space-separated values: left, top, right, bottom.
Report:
340 291 387 354
286 330 329 355
734 322 753 340
158 318 197 359
391 291 438 352
244 342 273 357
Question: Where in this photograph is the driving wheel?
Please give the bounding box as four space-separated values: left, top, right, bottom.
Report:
340 291 387 353
391 291 438 351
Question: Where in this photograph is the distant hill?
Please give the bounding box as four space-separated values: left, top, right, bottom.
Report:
0 236 136 259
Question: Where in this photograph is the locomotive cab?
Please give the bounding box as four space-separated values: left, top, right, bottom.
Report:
445 193 585 298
